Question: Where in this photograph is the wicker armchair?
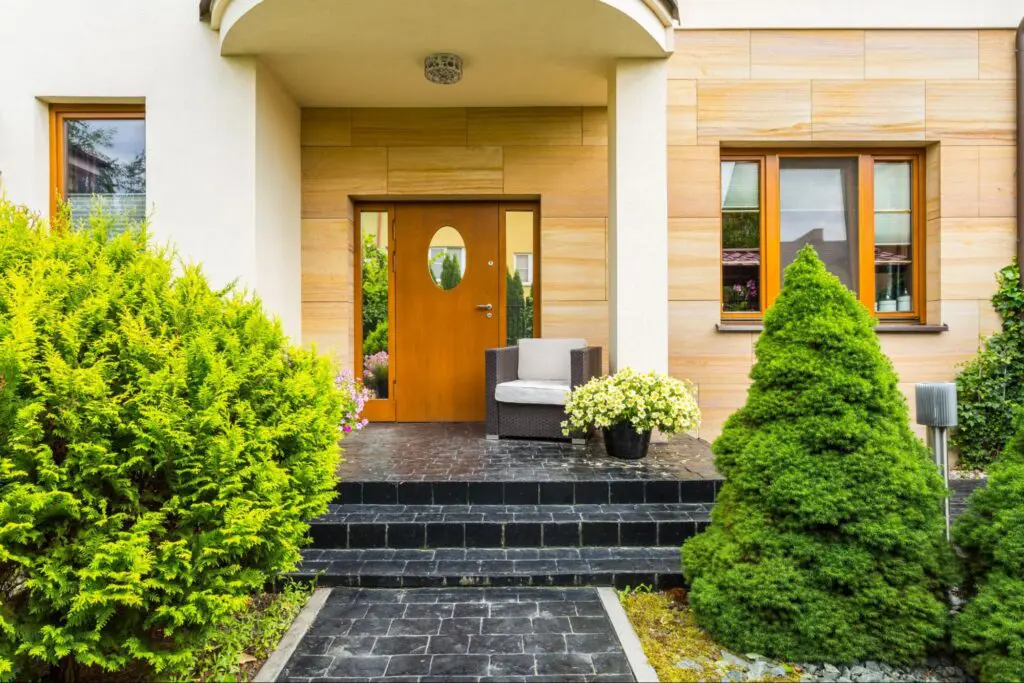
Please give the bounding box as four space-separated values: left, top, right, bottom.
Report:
485 338 603 443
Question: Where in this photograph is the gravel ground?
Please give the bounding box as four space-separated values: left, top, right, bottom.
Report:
950 469 987 481
797 659 968 682
677 651 970 683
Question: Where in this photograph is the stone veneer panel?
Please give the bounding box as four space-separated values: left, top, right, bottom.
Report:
669 28 1017 441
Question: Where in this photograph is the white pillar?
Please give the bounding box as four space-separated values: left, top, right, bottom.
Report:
608 59 669 374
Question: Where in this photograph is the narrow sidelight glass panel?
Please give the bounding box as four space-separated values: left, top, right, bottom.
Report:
873 161 914 313
779 157 859 293
505 210 535 345
361 211 389 399
63 118 146 228
721 161 761 313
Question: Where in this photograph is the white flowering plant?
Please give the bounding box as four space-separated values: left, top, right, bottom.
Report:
562 368 701 436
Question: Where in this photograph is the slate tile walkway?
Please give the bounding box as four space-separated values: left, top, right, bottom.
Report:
276 587 636 682
337 422 717 482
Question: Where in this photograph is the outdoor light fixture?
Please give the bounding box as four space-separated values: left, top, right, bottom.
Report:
424 53 463 85
915 382 958 539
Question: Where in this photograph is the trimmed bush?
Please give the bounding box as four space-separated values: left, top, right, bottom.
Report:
953 417 1024 682
681 246 954 664
953 262 1024 470
0 201 347 681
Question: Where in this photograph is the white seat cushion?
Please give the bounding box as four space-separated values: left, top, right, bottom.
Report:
517 338 587 382
495 379 571 406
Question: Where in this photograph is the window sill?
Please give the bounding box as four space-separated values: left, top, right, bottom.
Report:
716 323 949 334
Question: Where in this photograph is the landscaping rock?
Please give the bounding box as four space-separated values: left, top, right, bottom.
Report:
793 659 967 683
675 659 702 671
722 651 751 669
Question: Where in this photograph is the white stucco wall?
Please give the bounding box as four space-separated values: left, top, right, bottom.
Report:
254 64 302 338
608 58 670 375
678 0 1022 28
0 0 302 339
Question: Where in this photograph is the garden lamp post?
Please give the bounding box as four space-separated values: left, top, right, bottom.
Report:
915 382 958 540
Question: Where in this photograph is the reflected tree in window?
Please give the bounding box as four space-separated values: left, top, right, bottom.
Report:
506 269 533 345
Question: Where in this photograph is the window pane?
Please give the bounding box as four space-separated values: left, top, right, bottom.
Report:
721 161 759 209
875 213 912 245
361 211 389 399
721 161 761 313
780 157 859 293
874 162 914 313
514 253 532 285
874 161 911 211
63 118 145 227
505 211 535 345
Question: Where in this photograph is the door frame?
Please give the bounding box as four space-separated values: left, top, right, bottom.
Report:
353 200 541 423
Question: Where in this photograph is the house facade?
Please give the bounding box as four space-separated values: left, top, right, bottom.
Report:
0 0 1020 438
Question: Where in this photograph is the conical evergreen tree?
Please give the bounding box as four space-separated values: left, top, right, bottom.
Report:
440 253 462 291
682 246 953 664
953 416 1024 682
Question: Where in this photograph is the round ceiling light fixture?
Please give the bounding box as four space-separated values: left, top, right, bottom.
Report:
424 53 463 85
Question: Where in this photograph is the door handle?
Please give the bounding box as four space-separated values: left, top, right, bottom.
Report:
476 303 493 311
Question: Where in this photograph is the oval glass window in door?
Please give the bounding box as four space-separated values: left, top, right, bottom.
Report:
427 226 467 291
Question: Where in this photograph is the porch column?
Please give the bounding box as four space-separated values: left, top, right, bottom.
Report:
608 58 669 374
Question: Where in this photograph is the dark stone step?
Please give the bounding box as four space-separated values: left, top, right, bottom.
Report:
951 478 987 521
292 546 684 590
310 503 710 549
336 478 720 506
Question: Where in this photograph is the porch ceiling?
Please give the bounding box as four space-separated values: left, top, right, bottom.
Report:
207 0 674 107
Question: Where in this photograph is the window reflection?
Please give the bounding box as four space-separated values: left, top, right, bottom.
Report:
779 157 859 293
63 117 146 228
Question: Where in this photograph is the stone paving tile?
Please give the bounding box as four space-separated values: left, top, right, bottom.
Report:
276 588 635 683
316 502 709 524
336 422 717 483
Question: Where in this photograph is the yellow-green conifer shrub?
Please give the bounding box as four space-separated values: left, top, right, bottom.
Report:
0 201 346 681
953 417 1024 682
681 246 954 664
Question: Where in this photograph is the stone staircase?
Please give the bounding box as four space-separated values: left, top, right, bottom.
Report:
295 478 718 589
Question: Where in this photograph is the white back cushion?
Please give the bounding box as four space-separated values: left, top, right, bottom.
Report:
517 338 587 382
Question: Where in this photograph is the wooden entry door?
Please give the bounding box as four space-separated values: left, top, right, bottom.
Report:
395 203 501 422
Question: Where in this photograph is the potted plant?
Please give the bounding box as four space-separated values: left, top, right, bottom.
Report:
562 368 701 459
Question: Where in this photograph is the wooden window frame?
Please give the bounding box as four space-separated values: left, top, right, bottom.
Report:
720 149 925 324
49 103 146 219
720 155 768 320
353 201 541 422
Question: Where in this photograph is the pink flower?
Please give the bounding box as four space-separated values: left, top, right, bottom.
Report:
335 370 372 434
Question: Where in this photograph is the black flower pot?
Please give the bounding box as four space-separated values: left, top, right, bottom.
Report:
602 423 652 460
373 376 389 399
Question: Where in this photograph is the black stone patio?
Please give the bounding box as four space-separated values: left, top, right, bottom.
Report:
276 587 635 683
337 423 717 482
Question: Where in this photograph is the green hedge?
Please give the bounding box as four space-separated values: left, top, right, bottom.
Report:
953 263 1024 470
953 417 1024 682
682 246 954 664
0 201 347 681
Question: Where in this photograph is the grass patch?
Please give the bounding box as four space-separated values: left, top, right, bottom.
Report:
74 581 315 683
191 581 314 682
619 587 800 683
